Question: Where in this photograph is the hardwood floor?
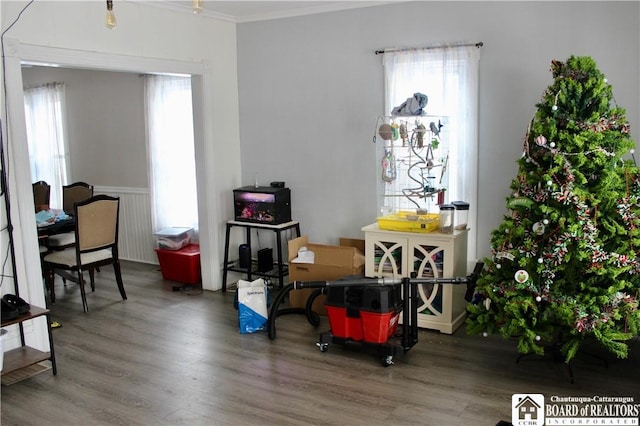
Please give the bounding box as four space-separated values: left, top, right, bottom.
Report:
2 261 639 425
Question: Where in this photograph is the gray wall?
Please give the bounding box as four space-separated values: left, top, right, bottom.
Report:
236 1 640 261
21 66 147 188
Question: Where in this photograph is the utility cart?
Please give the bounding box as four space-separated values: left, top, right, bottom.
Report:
267 262 483 366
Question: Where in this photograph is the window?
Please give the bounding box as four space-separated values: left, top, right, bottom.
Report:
144 74 199 234
382 44 480 262
24 82 70 208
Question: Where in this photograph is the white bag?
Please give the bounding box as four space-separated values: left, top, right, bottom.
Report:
237 278 268 334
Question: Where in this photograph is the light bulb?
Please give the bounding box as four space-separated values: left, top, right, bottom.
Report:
192 0 203 14
105 0 117 29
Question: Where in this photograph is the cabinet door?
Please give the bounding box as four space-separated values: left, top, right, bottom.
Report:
410 241 447 317
365 232 406 278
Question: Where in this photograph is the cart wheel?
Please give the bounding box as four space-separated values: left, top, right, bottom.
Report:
382 355 394 367
316 342 329 352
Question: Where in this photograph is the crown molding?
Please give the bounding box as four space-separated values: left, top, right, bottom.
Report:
126 1 401 24
125 0 236 23
233 2 399 24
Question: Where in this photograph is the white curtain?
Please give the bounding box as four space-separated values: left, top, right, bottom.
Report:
382 44 480 262
24 82 69 209
144 75 199 234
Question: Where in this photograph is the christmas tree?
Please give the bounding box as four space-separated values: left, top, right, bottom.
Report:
466 56 640 362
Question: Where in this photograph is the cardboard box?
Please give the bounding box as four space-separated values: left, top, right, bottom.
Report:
288 235 365 315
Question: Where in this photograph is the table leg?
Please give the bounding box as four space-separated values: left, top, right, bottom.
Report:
246 227 252 281
276 229 284 288
222 224 231 292
46 312 57 375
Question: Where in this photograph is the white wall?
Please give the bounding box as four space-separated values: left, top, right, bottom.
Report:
236 1 640 263
22 66 148 188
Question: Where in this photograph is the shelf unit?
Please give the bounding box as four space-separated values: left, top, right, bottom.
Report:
362 223 468 334
222 220 301 292
1 120 56 379
1 306 57 377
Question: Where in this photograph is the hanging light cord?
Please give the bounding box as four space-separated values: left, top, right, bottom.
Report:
1 0 36 168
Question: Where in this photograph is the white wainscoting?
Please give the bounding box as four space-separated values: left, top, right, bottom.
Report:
94 186 157 264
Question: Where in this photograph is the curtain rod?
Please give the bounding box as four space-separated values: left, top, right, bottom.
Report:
375 42 483 55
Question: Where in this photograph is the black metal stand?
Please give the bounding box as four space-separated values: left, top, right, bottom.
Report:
222 220 301 292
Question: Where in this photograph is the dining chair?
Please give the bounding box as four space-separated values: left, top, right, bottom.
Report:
43 195 127 312
62 181 94 215
32 181 51 211
47 182 94 250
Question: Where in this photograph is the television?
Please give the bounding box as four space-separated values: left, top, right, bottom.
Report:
233 186 291 224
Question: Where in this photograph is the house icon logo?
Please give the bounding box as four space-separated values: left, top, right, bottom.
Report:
512 394 544 426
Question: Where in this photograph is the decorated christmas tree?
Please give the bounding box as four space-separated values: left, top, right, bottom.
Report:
466 56 640 362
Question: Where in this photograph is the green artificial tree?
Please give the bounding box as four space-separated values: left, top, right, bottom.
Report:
466 56 640 362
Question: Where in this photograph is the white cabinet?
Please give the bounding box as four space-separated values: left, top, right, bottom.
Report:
362 223 468 334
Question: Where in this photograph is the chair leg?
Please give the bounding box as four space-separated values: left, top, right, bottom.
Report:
78 270 89 313
89 269 96 292
113 260 127 301
45 265 56 304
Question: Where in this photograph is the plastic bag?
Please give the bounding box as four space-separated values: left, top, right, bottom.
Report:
237 278 268 334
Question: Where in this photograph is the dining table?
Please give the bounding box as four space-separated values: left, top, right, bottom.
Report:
37 217 75 238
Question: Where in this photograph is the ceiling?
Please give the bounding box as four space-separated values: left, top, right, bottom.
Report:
159 1 396 23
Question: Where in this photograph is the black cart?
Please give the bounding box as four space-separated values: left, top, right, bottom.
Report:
267 262 483 366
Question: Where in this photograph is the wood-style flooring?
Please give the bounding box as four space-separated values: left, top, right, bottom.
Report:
2 261 639 425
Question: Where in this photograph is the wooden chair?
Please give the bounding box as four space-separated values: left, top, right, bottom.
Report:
32 180 50 211
43 195 127 312
62 182 94 215
47 182 94 250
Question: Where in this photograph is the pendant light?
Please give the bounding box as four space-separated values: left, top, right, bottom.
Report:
105 0 117 29
192 0 203 14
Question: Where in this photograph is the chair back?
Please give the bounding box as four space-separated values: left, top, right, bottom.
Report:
74 195 120 253
33 181 51 210
63 182 94 215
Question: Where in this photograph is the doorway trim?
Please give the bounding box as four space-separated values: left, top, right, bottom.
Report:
2 38 219 350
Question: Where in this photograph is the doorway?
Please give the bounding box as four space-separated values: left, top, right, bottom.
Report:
2 43 220 338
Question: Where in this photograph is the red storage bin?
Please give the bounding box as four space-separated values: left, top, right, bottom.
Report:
155 244 201 284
